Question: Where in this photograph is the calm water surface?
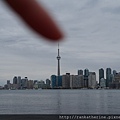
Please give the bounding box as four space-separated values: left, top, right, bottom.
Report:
0 89 120 114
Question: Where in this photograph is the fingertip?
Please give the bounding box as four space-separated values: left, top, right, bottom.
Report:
4 0 64 42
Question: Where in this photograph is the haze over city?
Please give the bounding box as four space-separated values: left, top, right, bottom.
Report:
0 0 120 85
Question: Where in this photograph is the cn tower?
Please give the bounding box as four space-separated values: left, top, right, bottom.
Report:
56 43 61 76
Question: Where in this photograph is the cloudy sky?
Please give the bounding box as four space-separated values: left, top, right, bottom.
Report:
1 0 120 85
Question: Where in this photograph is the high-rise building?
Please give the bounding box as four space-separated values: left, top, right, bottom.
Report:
110 74 114 83
109 73 120 89
106 68 112 87
113 70 117 76
70 75 84 89
21 77 28 89
88 72 96 89
46 79 51 88
57 76 62 87
100 78 106 88
62 73 70 89
17 76 21 89
99 68 104 85
78 70 83 75
13 76 17 84
51 75 57 88
27 80 33 89
7 80 11 89
84 69 89 76
84 69 89 88
51 75 62 88
7 80 10 85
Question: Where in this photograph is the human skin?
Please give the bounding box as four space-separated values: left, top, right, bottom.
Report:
4 0 64 41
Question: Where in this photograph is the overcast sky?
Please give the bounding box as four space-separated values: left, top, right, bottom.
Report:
1 0 120 85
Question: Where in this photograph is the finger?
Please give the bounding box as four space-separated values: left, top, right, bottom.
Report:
4 0 64 41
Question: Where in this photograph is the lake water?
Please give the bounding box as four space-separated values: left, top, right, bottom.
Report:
0 89 120 114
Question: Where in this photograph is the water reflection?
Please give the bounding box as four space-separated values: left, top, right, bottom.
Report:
56 90 61 114
0 90 120 114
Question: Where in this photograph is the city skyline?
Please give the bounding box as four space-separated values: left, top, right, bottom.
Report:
1 67 120 87
1 0 120 85
1 67 120 90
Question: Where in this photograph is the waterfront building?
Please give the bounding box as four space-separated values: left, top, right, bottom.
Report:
51 75 62 88
113 70 117 76
99 68 104 85
100 78 106 88
21 77 28 89
84 68 89 88
33 83 39 89
7 80 10 85
34 80 38 84
84 69 89 76
13 76 17 84
27 80 34 89
70 75 74 89
109 73 120 89
4 84 9 90
51 75 57 88
17 76 21 89
0 86 3 90
110 74 114 83
62 73 70 89
106 68 112 87
57 76 62 88
46 79 51 88
109 82 120 89
38 80 45 89
88 72 96 89
70 75 84 89
114 73 120 82
78 70 83 75
10 84 18 90
7 80 11 89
